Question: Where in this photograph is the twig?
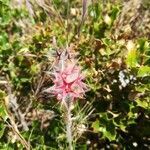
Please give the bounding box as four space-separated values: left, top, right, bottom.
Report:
4 96 31 150
3 79 31 150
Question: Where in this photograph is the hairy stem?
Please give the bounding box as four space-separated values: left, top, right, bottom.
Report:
66 104 73 150
65 98 73 150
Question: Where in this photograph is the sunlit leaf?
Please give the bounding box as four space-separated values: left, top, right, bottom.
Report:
136 99 148 109
126 49 138 68
92 119 100 133
0 123 5 138
138 66 150 77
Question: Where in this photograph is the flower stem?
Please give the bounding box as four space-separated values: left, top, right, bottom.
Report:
65 100 73 150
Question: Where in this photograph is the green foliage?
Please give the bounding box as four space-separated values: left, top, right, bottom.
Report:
138 66 150 77
0 0 149 149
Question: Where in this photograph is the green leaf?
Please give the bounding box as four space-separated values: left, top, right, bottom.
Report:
119 124 126 132
136 99 148 109
138 66 150 77
126 49 138 68
103 128 116 141
30 64 39 74
105 121 116 141
91 119 100 133
99 113 117 141
20 78 30 83
0 104 8 121
110 6 119 23
138 38 149 53
0 123 6 138
0 90 6 98
99 121 116 141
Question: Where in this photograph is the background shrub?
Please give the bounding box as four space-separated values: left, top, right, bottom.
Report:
0 0 149 149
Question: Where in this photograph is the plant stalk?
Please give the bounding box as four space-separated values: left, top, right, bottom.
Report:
65 99 73 150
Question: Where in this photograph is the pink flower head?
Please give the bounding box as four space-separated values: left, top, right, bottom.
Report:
45 50 88 102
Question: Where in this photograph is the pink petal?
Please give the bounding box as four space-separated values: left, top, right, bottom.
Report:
66 72 79 83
